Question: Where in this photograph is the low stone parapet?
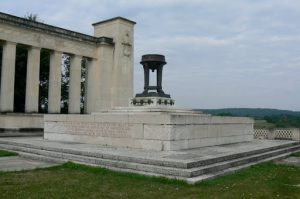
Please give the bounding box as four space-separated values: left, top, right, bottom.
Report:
254 128 300 141
0 113 44 132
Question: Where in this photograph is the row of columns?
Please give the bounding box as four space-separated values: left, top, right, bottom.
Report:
0 41 86 114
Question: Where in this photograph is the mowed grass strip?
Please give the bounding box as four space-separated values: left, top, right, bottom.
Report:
0 161 300 199
0 150 18 157
291 151 300 157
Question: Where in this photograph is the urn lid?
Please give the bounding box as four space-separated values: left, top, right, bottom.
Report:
140 54 166 64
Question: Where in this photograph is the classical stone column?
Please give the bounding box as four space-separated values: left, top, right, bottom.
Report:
83 64 88 114
84 58 97 114
25 46 41 113
0 41 17 112
68 55 82 114
48 51 62 113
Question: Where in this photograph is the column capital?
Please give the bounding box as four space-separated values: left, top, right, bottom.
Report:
72 54 83 59
30 46 41 50
51 50 63 55
5 40 17 45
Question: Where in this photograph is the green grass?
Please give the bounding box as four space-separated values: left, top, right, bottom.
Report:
0 162 300 199
254 119 276 129
291 151 300 157
0 150 18 157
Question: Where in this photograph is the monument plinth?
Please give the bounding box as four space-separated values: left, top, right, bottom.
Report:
44 54 254 151
131 54 175 107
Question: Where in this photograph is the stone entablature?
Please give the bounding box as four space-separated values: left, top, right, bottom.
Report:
0 12 113 45
0 12 135 114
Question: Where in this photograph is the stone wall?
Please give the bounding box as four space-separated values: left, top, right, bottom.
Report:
44 110 254 151
0 113 43 131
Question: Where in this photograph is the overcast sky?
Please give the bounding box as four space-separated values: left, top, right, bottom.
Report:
1 0 300 111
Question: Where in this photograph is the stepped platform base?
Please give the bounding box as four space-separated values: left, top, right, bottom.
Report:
0 137 299 184
0 131 43 137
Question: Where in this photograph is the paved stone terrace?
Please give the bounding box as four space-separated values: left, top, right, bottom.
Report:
0 137 297 164
0 156 58 171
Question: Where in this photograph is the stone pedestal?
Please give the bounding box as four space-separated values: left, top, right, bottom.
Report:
44 107 254 151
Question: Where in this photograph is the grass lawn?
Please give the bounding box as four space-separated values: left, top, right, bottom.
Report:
0 162 300 199
291 151 300 157
0 150 18 157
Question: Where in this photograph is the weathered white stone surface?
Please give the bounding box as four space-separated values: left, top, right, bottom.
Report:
25 47 41 113
1 137 298 184
44 107 254 151
48 51 62 113
0 41 16 112
0 114 43 129
68 55 82 114
0 22 97 58
93 18 135 109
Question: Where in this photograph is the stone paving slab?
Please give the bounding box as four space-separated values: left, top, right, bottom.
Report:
0 137 298 164
276 156 300 167
0 156 59 172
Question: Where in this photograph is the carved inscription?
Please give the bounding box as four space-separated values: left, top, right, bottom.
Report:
62 122 133 138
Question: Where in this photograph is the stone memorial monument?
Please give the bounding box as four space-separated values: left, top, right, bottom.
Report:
4 13 300 183
44 54 254 151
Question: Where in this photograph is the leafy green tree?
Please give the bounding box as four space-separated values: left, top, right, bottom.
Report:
24 13 39 22
264 115 300 128
60 54 69 113
38 50 50 113
14 45 28 112
217 112 233 116
60 55 86 114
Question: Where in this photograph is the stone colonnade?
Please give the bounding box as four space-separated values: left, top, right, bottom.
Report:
0 42 90 114
0 12 135 114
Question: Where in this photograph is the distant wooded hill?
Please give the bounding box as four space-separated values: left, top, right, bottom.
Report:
198 108 300 118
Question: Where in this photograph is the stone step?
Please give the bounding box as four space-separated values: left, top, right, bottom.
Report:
0 140 186 168
18 151 66 164
0 132 43 137
0 143 191 177
0 142 300 179
185 141 300 168
188 144 300 177
186 153 291 184
0 139 298 169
